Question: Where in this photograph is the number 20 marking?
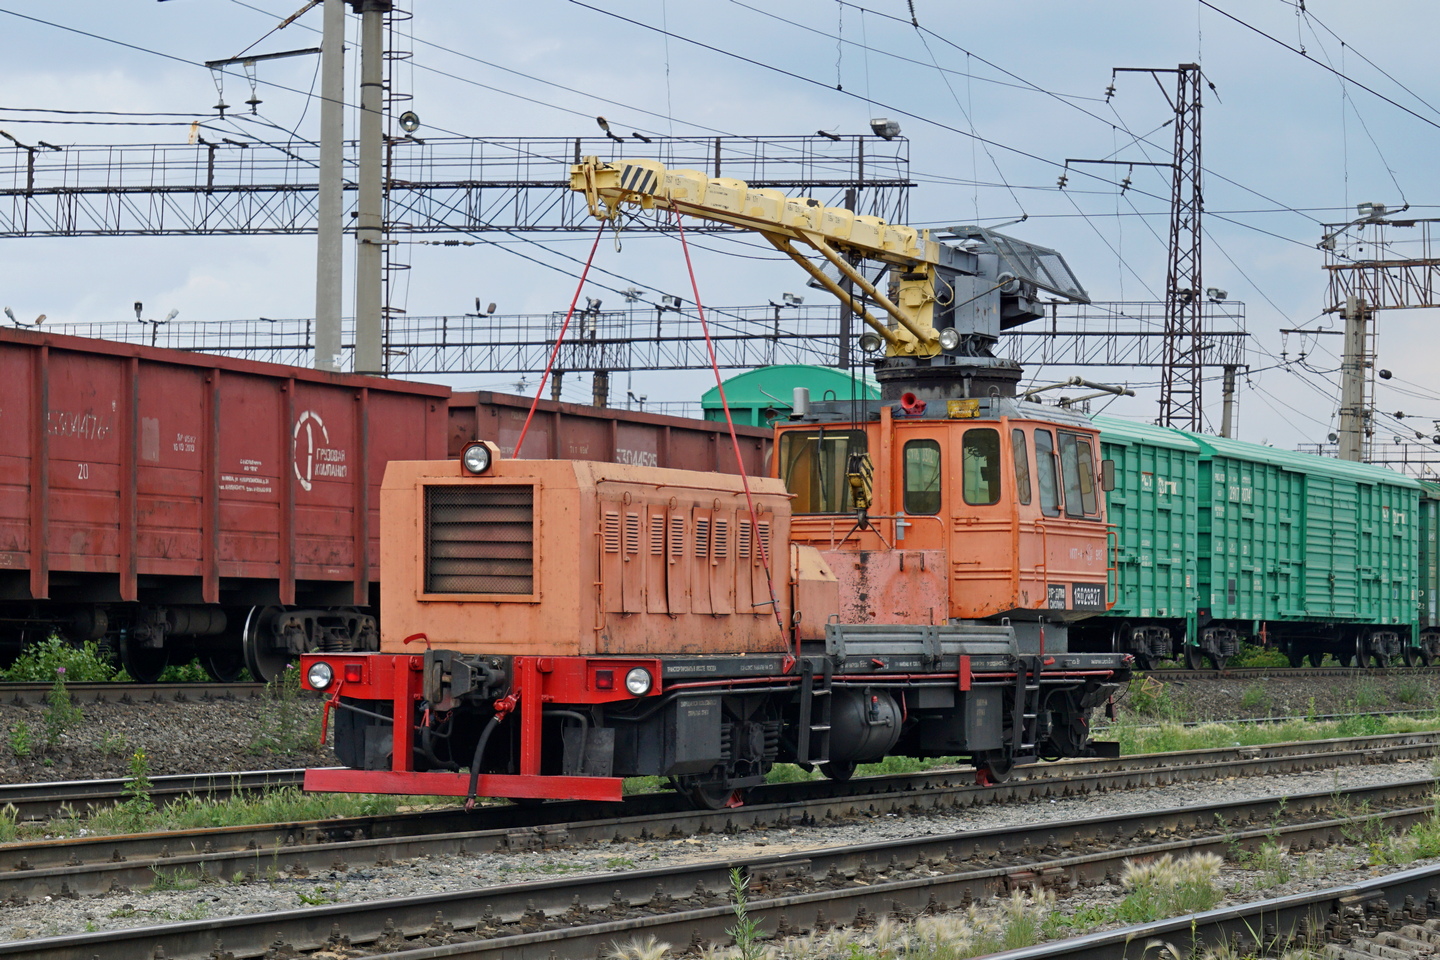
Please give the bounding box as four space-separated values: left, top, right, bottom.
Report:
77 463 90 480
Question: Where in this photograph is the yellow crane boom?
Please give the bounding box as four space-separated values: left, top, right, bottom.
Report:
570 157 951 358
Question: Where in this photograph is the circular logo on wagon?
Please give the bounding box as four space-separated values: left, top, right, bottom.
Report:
293 411 348 492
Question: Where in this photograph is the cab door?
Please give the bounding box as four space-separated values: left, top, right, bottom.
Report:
947 422 1023 617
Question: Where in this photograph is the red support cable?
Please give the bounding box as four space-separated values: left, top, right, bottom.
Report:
513 223 607 458
670 210 792 658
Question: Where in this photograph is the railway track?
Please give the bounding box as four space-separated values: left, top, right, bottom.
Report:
0 732 1435 906
3 756 1436 959
999 861 1440 960
0 681 266 707
0 768 307 821
1142 665 1439 680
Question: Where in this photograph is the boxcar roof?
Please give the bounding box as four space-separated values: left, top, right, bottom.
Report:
1188 431 1423 488
1092 415 1202 452
0 326 451 397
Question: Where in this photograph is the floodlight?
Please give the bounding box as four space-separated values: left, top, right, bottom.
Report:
869 118 900 140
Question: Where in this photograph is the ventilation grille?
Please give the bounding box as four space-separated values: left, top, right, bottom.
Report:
425 485 534 594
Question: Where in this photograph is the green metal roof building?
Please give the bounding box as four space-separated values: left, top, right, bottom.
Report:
702 365 880 427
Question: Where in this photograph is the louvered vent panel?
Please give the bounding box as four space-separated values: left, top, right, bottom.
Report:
624 512 641 555
603 512 621 553
757 521 772 562
695 518 711 558
425 485 534 594
738 523 752 560
669 517 685 557
650 515 666 554
713 518 729 559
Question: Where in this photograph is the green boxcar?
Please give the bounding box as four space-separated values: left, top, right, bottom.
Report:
1077 417 1199 667
1074 420 1428 669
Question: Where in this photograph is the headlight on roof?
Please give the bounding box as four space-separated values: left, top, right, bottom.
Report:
624 667 653 696
461 441 494 475
307 661 334 691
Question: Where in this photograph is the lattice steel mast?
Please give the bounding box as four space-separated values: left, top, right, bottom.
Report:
1113 65 1205 430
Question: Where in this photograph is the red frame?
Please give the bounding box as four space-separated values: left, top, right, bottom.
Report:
299 652 663 802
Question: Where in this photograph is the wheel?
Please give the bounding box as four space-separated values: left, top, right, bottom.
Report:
1113 622 1133 657
675 775 745 810
200 646 247 682
1287 650 1305 668
1132 653 1153 672
242 606 292 684
1308 652 1324 667
1404 645 1422 669
1211 655 1228 671
819 760 856 782
1185 645 1205 671
974 750 1014 786
120 637 168 683
1356 637 1383 670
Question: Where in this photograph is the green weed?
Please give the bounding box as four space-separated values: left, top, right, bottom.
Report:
297 885 335 906
250 664 312 755
1240 684 1269 710
855 754 960 776
1125 676 1177 719
146 865 204 893
1336 714 1386 737
1113 852 1223 922
157 659 212 683
9 721 33 758
97 731 129 756
1351 680 1384 710
1249 840 1293 888
0 636 118 682
1395 679 1428 705
1108 713 1440 758
1229 644 1289 669
43 670 83 751
70 784 410 839
726 867 763 960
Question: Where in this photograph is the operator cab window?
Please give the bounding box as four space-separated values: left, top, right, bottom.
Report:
1034 428 1060 517
1012 429 1032 505
903 439 942 515
779 429 868 514
1058 431 1100 518
962 428 1001 505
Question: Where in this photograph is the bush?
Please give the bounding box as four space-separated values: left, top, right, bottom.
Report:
158 660 212 683
1230 643 1289 669
0 636 118 682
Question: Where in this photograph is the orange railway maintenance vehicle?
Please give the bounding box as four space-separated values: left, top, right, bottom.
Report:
300 157 1134 808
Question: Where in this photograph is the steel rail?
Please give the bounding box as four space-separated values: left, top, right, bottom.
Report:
4 775 1436 960
0 681 265 707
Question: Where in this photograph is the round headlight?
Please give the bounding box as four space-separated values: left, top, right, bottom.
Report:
307 661 334 691
624 667 653 696
461 442 492 475
938 326 961 351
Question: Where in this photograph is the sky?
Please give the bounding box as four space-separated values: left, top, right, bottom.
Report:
3 0 1440 459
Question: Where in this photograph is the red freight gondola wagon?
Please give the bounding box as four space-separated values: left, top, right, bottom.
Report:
0 326 450 681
